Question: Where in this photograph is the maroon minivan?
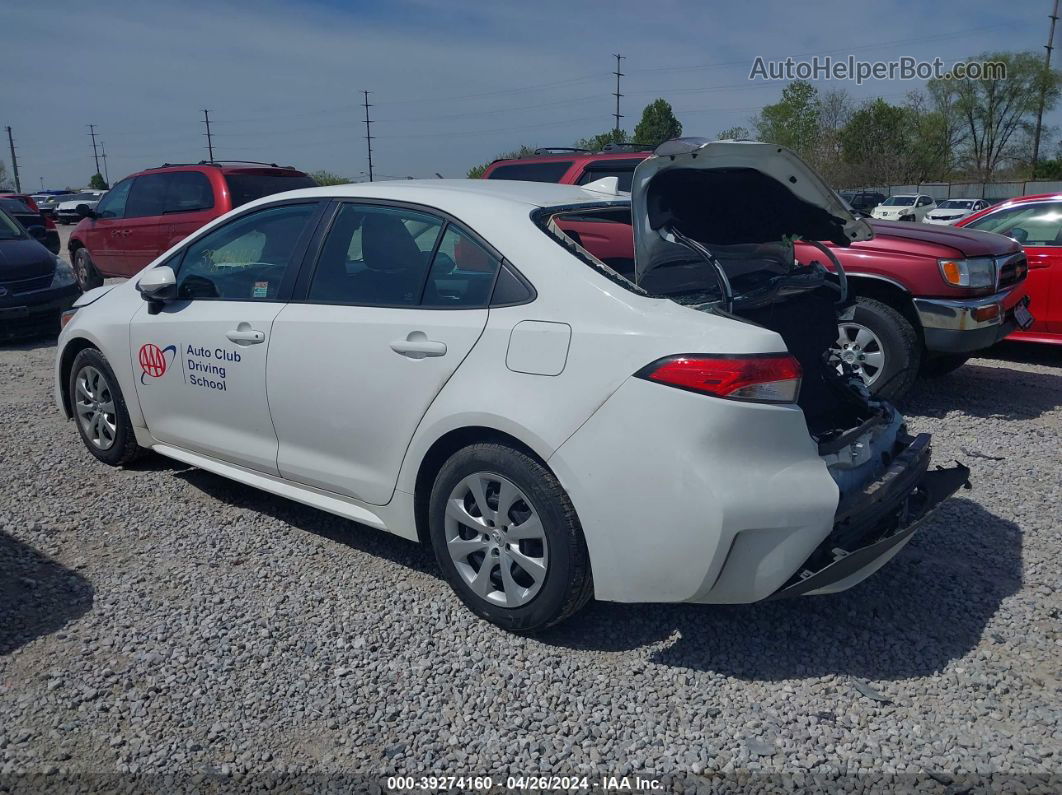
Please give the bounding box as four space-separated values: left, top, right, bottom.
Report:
68 162 316 290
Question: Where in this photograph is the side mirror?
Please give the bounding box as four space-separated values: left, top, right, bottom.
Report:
76 203 96 219
137 266 178 311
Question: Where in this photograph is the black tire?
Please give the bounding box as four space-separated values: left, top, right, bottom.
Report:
838 297 921 401
428 443 593 633
921 353 971 378
68 348 145 466
73 248 103 291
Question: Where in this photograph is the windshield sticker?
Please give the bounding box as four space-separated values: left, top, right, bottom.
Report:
138 344 176 384
252 281 268 298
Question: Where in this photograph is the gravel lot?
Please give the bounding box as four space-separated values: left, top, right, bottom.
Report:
1 335 1059 792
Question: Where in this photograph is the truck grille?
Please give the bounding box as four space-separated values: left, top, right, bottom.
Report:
996 252 1028 288
0 274 53 295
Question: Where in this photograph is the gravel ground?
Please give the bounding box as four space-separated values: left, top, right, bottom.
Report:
0 337 1059 792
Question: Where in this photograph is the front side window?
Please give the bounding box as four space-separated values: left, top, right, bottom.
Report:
963 201 1062 246
165 172 215 213
0 208 26 240
308 204 443 306
94 178 133 219
175 203 318 300
125 174 170 218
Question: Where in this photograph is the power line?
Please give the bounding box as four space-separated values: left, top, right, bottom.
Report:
362 90 374 182
5 127 21 192
87 124 101 176
1033 0 1059 178
203 109 215 161
612 53 625 132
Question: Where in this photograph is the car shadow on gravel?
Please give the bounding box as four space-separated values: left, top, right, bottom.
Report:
542 498 1022 681
0 530 93 656
903 363 1062 421
175 470 436 575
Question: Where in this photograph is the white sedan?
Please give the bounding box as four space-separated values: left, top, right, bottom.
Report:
55 191 105 224
870 194 937 222
923 198 992 225
55 140 968 631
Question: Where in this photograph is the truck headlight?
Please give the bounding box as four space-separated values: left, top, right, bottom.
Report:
938 257 996 288
50 257 77 289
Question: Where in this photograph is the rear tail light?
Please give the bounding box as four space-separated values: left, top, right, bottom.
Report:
636 354 802 404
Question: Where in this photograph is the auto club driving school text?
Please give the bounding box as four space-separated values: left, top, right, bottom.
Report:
184 345 240 391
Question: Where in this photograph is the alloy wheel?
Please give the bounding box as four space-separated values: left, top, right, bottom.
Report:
834 322 886 387
74 365 118 450
444 472 548 608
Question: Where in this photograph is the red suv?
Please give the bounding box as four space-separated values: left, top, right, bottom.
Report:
69 161 316 290
485 145 1031 399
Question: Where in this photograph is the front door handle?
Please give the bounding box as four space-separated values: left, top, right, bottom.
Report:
390 331 446 359
226 324 265 345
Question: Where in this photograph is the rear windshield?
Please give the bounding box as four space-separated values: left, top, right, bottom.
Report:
225 173 316 207
486 161 573 183
0 198 33 216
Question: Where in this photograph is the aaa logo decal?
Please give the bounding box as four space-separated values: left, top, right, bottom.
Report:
139 343 176 383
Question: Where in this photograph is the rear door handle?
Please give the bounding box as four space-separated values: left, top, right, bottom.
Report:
226 325 266 345
390 332 446 359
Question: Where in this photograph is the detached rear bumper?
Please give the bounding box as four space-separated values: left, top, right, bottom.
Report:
914 289 1029 354
769 434 970 599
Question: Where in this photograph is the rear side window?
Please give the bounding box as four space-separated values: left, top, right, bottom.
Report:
225 173 317 208
165 172 215 213
575 159 643 192
422 226 500 307
486 161 572 183
125 174 169 218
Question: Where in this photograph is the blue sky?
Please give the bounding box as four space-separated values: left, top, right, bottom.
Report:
0 0 1056 188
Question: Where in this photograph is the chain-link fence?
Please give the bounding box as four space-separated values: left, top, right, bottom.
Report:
844 181 1062 202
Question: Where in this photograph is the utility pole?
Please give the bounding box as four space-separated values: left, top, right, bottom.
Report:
1032 0 1059 179
5 126 21 192
87 124 101 176
202 109 215 162
100 140 110 186
612 53 625 135
362 90 374 182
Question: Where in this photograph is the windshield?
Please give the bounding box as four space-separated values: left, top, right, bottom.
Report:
939 200 975 210
0 208 27 240
225 173 316 208
881 196 916 206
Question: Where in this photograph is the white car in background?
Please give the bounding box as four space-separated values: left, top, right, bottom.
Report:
55 191 105 224
923 198 992 225
53 140 969 631
870 194 937 222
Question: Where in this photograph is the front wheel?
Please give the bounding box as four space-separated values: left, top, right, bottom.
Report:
73 248 103 291
69 348 145 466
428 443 592 633
834 297 921 401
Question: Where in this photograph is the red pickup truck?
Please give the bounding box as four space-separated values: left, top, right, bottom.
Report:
482 147 1032 399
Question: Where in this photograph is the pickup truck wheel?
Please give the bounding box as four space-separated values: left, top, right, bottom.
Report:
835 298 921 401
921 353 970 377
73 248 103 291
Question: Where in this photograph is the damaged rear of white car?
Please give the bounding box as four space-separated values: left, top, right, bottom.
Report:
547 139 969 607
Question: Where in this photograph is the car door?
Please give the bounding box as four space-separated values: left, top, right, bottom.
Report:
117 173 174 276
162 170 218 251
962 200 1062 334
80 178 133 275
129 200 324 473
268 202 500 505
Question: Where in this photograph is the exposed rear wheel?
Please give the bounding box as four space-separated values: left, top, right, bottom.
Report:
69 348 144 466
428 443 592 632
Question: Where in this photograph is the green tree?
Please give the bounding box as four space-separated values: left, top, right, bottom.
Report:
840 98 922 185
716 126 753 140
931 51 1061 181
89 173 108 190
0 159 11 190
574 129 628 152
634 99 683 148
309 170 350 186
466 144 538 178
753 80 820 158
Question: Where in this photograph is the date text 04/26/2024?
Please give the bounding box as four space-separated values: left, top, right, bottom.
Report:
385 775 664 791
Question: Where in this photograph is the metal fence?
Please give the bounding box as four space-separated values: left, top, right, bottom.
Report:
846 181 1062 202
